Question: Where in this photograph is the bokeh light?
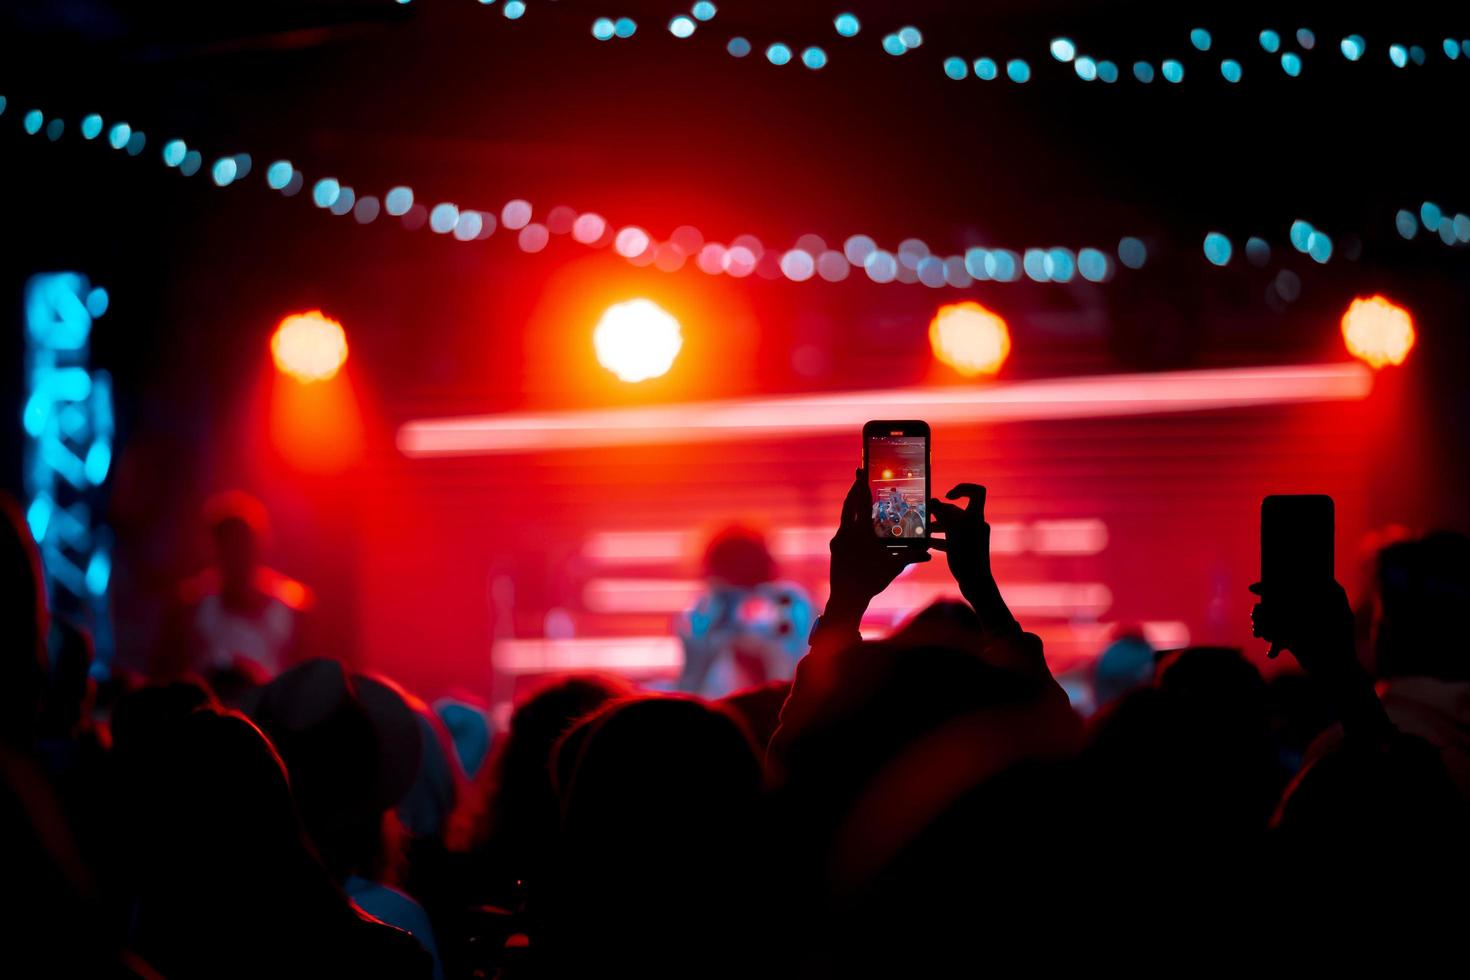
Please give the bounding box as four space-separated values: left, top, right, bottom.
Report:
1419 201 1442 232
615 226 650 258
692 3 716 22
1006 59 1030 82
385 186 414 215
272 311 349 383
518 223 550 253
1221 59 1242 83
1260 30 1280 53
81 114 102 139
802 47 828 69
727 37 751 57
503 1 525 19
329 187 355 216
1190 28 1212 51
313 178 341 208
1134 61 1155 83
929 301 1011 377
1389 44 1408 68
1281 53 1302 76
594 299 683 382
1077 248 1110 282
781 250 815 281
1341 296 1414 369
430 203 459 233
108 122 130 148
882 34 906 56
1289 219 1314 251
1394 209 1418 239
1118 236 1148 269
1245 237 1271 266
1341 35 1365 61
834 13 860 37
974 58 998 80
592 18 614 40
899 26 923 49
265 160 292 188
1306 231 1333 263
180 150 202 177
669 16 695 38
943 56 968 80
1075 57 1097 81
212 157 238 187
767 43 793 65
1097 61 1119 83
1297 29 1316 50
1162 59 1184 83
613 17 636 38
1051 38 1076 62
502 199 533 230
572 212 606 244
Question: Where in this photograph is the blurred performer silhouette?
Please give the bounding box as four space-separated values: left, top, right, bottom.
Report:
677 526 813 698
161 491 312 692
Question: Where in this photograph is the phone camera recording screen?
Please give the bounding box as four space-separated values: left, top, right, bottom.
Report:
868 435 927 539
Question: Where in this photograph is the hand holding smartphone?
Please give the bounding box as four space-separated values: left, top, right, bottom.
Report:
1257 494 1335 658
863 420 931 549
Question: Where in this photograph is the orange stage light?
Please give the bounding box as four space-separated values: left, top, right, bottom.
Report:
929 301 1011 377
1341 295 1415 369
271 310 349 382
593 299 683 382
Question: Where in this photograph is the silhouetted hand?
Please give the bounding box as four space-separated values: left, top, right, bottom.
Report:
928 484 1017 634
1249 580 1354 673
1251 579 1392 743
825 469 930 623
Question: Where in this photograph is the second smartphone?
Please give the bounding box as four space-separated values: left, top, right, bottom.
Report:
863 420 931 548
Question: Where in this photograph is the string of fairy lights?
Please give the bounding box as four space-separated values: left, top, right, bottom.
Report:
7 89 1463 300
390 3 1470 91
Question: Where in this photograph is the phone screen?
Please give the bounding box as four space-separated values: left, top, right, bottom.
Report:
866 427 929 542
1261 494 1334 589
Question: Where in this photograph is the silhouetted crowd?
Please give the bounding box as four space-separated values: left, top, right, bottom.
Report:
4 472 1468 979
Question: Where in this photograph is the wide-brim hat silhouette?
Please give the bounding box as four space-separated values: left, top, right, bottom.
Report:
243 658 422 816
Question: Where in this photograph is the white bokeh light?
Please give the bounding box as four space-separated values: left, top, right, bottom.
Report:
594 299 683 382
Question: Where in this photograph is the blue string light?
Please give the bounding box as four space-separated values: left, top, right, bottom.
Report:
834 13 860 38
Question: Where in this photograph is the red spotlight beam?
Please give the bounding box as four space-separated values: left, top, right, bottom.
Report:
397 362 1373 458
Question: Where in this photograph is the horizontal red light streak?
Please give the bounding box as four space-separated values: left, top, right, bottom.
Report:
397 363 1373 457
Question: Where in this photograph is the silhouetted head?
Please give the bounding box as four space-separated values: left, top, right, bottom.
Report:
720 679 792 752
1085 647 1278 842
142 707 309 876
0 493 49 746
704 525 776 589
477 673 631 867
111 677 216 762
203 491 269 593
557 696 761 849
245 659 422 880
1374 531 1470 681
549 696 763 972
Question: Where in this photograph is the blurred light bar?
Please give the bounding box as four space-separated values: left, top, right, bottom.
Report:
586 576 1112 619
399 362 1373 457
583 519 1110 567
494 635 684 674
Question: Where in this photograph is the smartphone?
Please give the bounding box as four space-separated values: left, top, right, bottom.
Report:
863 420 931 549
1261 494 1334 591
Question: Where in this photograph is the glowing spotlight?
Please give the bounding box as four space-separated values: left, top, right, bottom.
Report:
594 299 683 383
929 301 1011 377
271 311 349 383
1341 296 1414 369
